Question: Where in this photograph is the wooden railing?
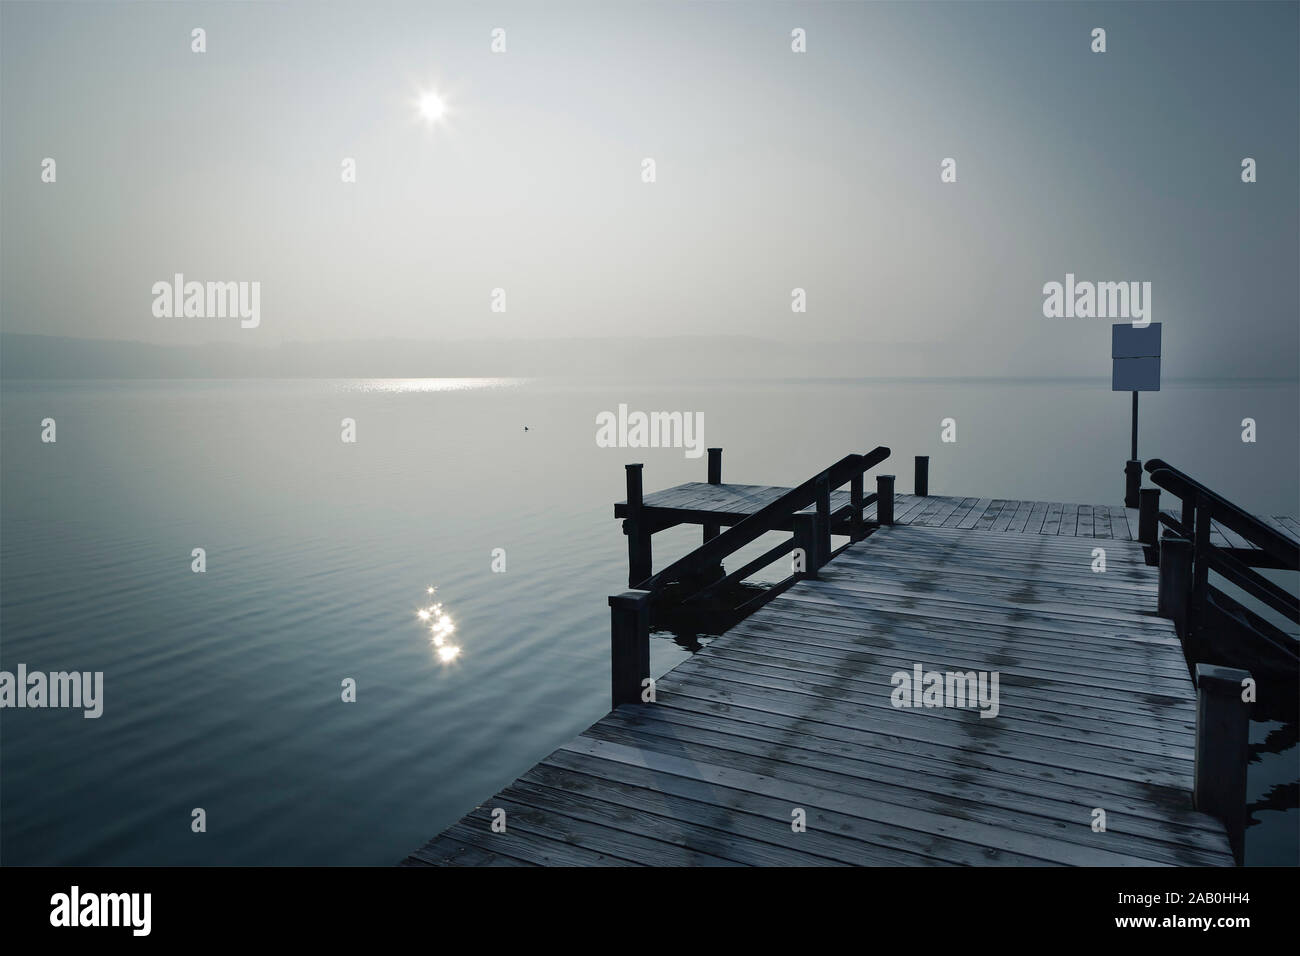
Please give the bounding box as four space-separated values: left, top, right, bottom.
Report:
609 446 891 706
1142 458 1298 675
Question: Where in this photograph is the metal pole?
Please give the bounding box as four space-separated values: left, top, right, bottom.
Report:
1131 391 1138 461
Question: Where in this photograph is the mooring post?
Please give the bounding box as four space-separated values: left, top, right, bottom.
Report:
914 456 929 497
792 514 819 580
609 591 651 709
1124 459 1142 509
624 464 651 588
1193 663 1253 865
876 474 895 526
1138 487 1160 545
850 472 864 542
703 448 722 544
815 472 832 568
1157 533 1192 633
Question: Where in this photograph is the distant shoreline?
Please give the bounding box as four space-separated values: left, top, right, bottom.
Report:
2 333 1297 383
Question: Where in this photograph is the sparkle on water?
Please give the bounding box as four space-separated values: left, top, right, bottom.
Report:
340 378 526 394
417 588 460 664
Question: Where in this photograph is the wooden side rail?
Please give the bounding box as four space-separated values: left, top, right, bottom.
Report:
636 446 890 594
609 445 892 708
1146 460 1298 677
1147 460 1299 569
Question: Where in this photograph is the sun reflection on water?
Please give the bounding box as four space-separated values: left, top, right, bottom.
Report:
417 588 461 664
342 378 527 394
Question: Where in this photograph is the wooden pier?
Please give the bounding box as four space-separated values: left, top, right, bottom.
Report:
405 453 1297 867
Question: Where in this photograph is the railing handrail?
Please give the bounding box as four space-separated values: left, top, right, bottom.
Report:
1146 460 1299 570
635 445 890 593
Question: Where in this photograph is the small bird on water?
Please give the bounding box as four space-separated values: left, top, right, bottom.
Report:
523 426 530 431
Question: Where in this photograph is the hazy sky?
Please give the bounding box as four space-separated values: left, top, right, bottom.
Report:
2 1 1297 377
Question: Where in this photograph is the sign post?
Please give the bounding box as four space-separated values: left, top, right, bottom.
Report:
1112 323 1161 508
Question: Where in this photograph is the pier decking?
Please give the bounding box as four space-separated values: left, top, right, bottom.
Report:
615 482 1300 549
406 486 1247 866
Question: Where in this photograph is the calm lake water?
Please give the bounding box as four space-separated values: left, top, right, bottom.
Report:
2 377 1296 865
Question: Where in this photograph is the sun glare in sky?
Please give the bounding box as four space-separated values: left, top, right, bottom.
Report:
417 89 447 124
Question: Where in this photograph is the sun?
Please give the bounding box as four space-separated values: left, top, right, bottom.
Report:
417 90 447 124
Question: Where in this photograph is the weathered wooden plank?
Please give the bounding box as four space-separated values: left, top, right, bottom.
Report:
1076 505 1095 537
1041 502 1064 535
517 765 893 866
591 712 1230 863
747 598 1186 669
657 674 1194 789
679 651 1193 749
918 495 970 527
512 770 848 866
911 495 965 527
1058 503 1079 536
539 747 1018 866
403 832 535 867
740 614 1192 701
562 736 1183 866
800 572 1171 630
974 500 1008 531
1114 505 1136 541
667 661 1195 758
991 501 1022 532
835 545 1163 594
700 645 1193 741
1007 500 1035 533
606 702 1220 834
956 498 993 530
1024 501 1050 534
434 819 639 866
735 599 1187 674
774 582 1185 650
493 784 748 866
939 496 982 528
892 493 932 524
846 542 1156 582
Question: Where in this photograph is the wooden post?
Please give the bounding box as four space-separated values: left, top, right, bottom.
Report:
703 448 722 544
876 474 895 526
1193 663 1252 864
914 456 929 497
1157 533 1192 632
815 472 831 568
1138 487 1160 545
609 591 651 708
792 514 819 579
850 472 864 542
624 464 651 588
1124 459 1142 509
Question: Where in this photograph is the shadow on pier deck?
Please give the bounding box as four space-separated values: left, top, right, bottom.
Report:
406 515 1240 866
